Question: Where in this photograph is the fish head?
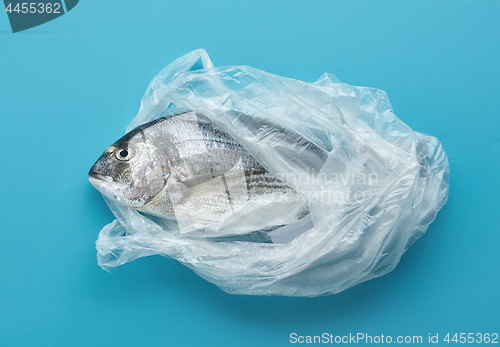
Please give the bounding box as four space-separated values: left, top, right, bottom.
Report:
89 128 170 208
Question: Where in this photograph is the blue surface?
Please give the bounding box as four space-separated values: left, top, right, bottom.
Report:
1 1 499 346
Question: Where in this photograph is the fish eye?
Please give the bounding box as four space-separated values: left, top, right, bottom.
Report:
115 147 133 161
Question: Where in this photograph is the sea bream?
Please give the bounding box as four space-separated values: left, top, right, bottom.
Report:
89 111 306 232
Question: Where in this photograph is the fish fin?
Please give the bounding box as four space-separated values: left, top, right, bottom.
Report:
180 174 219 190
167 161 249 210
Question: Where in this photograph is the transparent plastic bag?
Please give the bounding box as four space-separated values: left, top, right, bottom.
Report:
94 49 449 297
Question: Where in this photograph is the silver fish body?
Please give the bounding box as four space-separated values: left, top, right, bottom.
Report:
89 111 302 231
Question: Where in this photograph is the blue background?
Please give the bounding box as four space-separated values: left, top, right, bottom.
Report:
1 1 499 346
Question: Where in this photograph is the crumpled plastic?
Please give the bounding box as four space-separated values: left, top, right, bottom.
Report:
94 49 449 297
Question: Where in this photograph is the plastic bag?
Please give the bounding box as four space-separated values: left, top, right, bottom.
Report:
94 49 449 297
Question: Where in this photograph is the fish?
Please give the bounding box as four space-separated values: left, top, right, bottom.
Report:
89 111 307 232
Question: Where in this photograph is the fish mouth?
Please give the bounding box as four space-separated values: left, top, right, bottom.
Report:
88 173 119 201
88 169 113 183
